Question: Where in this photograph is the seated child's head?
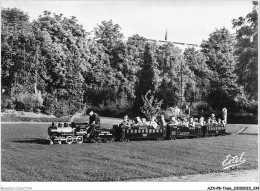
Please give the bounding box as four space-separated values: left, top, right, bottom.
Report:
170 116 176 121
211 113 215 118
136 117 142 123
151 116 156 121
123 115 128 122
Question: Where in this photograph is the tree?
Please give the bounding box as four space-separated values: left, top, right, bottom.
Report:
140 43 161 92
30 11 91 115
183 47 212 102
232 1 258 100
156 43 183 107
125 34 147 99
1 8 35 95
134 43 161 111
156 81 179 109
94 20 136 104
33 11 87 99
94 20 123 54
83 40 118 106
201 28 239 109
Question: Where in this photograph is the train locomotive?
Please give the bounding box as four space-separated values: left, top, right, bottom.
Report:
47 122 115 144
47 121 227 144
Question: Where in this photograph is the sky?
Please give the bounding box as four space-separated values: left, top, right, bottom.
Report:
1 0 253 46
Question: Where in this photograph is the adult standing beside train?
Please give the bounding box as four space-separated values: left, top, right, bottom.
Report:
222 107 227 126
86 109 101 138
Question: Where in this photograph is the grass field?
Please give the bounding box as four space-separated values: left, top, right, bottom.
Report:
1 122 258 182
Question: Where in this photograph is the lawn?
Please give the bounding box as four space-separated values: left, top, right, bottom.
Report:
1 123 258 181
225 124 257 133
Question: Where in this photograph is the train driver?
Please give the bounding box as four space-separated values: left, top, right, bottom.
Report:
86 109 101 138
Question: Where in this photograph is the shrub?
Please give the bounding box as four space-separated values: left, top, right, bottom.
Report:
42 94 56 115
13 93 38 112
42 93 86 117
1 95 13 111
227 112 258 124
140 90 163 120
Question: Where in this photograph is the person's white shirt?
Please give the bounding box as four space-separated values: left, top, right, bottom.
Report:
150 121 158 129
173 106 180 116
169 117 180 125
149 116 158 129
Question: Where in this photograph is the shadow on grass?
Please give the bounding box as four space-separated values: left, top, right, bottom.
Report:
12 138 50 145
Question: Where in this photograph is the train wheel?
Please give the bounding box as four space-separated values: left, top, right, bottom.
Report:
58 141 62 145
50 140 54 145
76 136 83 144
102 139 107 143
110 139 115 142
66 136 73 144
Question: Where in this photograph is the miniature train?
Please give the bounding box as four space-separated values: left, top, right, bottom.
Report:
47 121 227 144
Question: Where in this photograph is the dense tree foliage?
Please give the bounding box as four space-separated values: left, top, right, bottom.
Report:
1 8 35 94
200 28 241 110
1 5 258 116
156 43 183 108
232 1 258 100
183 47 211 102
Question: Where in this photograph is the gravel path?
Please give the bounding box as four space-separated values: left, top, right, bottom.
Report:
1 117 122 125
128 169 258 182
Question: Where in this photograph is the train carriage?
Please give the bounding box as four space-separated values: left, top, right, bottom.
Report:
113 125 167 141
166 125 179 140
203 124 226 137
123 126 166 141
195 124 203 137
166 124 202 139
92 128 115 142
174 125 195 138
